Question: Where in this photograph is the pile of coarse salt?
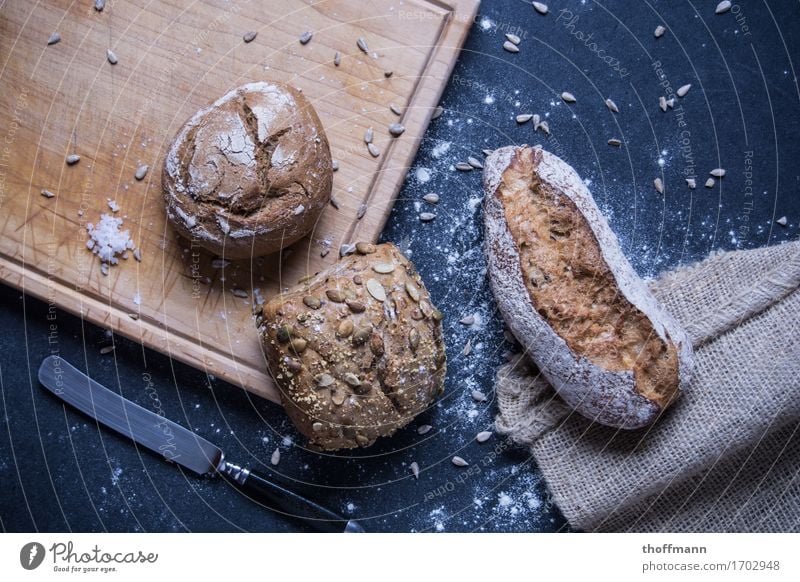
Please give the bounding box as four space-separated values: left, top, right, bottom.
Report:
86 214 138 275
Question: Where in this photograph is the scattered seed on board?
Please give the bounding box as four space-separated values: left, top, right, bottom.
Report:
677 84 692 97
423 193 439 204
537 120 550 135
134 165 148 181
654 25 666 38
776 216 788 226
417 424 432 435
419 212 436 222
384 70 393 78
654 177 664 194
482 149 494 156
505 33 521 45
716 1 732 14
705 177 716 188
243 31 257 43
271 448 281 466
561 92 576 103
106 49 118 65
452 456 469 467
459 314 475 325
340 243 356 257
605 98 619 113
455 162 472 171
476 431 492 443
231 288 248 298
390 104 402 116
133 248 142 262
367 143 380 158
462 338 472 356
47 32 61 46
710 168 726 177
431 105 444 120
516 113 533 124
100 345 115 354
388 123 405 137
503 41 520 53
357 36 369 53
533 2 549 15
333 51 341 67
95 0 105 12
410 462 420 479
471 389 487 402
329 196 340 209
686 178 697 189
608 138 622 147
659 96 667 111
356 203 367 220
66 154 80 165
41 189 55 198
364 127 373 144
211 258 230 269
299 31 312 45
467 156 483 169
331 160 339 172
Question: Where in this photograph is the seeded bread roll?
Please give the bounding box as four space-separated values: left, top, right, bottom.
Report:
163 81 332 259
484 145 693 429
256 242 446 450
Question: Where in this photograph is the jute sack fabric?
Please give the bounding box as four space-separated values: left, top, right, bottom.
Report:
494 240 800 532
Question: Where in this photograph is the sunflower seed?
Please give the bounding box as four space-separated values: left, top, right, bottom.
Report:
459 314 475 325
356 203 367 220
455 162 472 171
372 263 395 274
384 70 393 78
316 373 335 387
776 216 788 226
405 281 420 302
532 114 541 126
303 295 321 309
333 51 341 67
417 424 432 435
677 84 692 97
366 279 386 302
231 287 248 298
654 25 666 38
516 113 533 124
686 178 697 189
211 258 230 269
659 96 667 111
41 189 55 198
364 127 373 144
408 328 420 352
505 33 521 45
340 243 356 257
532 2 549 14
467 156 483 169
654 177 664 194
431 105 444 119
388 123 405 137
423 193 439 204
326 289 346 303
331 160 339 172
452 456 469 467
134 164 149 180
716 1 732 14
47 32 61 45
419 212 436 222
482 149 494 156
710 168 726 177
705 178 716 188
561 91 576 103
390 104 402 116
344 372 361 388
503 40 520 53
605 98 619 113
100 345 115 354
367 143 380 158
666 98 675 109
94 0 105 11
66 154 80 165
608 138 622 147
409 462 420 478
243 31 257 43
299 30 312 44
356 36 369 53
471 389 487 402
462 338 472 356
271 448 281 465
537 120 550 135
476 431 492 443
106 49 118 64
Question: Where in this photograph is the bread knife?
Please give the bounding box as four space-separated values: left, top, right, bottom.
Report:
38 355 363 533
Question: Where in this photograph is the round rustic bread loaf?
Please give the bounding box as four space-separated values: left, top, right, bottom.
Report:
256 242 446 450
484 145 693 429
162 81 332 259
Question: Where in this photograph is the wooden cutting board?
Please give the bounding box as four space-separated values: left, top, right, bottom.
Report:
0 0 477 403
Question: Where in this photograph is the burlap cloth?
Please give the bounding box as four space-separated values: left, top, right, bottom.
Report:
494 240 800 532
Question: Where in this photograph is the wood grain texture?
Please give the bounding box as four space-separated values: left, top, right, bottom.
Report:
0 0 478 403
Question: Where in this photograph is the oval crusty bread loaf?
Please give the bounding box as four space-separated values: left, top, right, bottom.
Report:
484 145 693 429
256 242 446 450
163 81 332 259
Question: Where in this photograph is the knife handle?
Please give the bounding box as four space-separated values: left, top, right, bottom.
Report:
221 462 364 533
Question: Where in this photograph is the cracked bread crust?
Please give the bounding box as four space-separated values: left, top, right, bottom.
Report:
162 82 332 258
256 243 446 450
484 146 693 429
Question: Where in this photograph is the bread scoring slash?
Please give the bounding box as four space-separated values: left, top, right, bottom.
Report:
483 146 693 429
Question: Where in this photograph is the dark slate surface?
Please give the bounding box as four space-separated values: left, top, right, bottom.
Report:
1 0 798 533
